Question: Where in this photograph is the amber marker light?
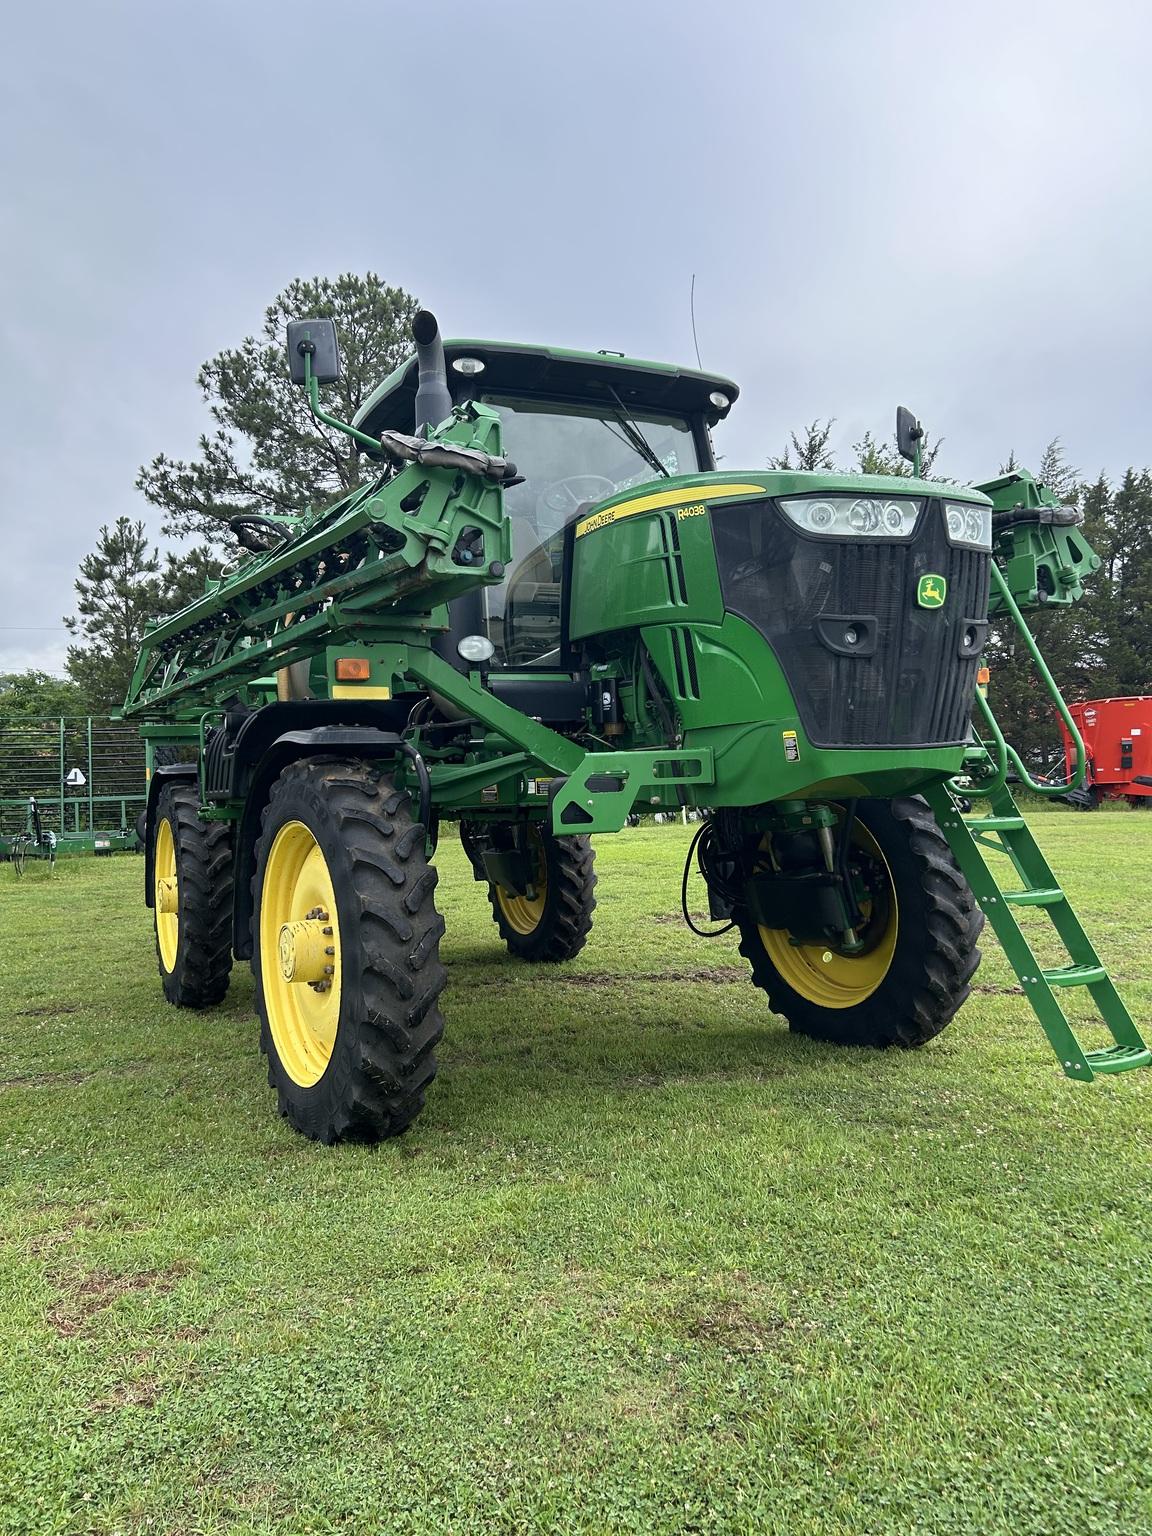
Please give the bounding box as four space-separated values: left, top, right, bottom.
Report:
334 657 372 682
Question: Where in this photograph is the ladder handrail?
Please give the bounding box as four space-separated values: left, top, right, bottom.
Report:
959 563 1087 799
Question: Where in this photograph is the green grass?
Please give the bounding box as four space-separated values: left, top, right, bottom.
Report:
2 816 1151 1535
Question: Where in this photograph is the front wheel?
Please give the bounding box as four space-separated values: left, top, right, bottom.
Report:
736 795 983 1049
253 758 446 1143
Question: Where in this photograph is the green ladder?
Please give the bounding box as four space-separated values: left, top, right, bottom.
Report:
923 781 1151 1081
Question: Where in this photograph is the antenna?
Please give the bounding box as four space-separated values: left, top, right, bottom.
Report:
690 272 702 369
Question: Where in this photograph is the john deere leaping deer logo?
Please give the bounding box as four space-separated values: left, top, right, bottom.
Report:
917 574 947 609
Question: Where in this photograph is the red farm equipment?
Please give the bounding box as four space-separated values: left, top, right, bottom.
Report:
1059 696 1152 808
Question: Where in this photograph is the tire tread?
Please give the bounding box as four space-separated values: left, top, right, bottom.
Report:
253 758 445 1143
737 794 983 1049
155 782 233 1008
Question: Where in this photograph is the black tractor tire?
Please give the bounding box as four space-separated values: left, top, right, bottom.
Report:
473 821 597 963
252 758 446 1144
152 781 233 1008
1070 790 1099 811
736 795 983 1049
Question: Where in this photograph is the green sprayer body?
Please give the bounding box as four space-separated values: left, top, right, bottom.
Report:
124 314 1149 1124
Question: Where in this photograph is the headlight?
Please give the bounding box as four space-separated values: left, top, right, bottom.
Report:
943 501 992 551
779 495 922 539
457 634 495 663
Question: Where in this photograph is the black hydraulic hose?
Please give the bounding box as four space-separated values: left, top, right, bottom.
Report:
834 798 863 927
639 645 687 808
411 717 480 736
394 741 431 832
681 819 737 938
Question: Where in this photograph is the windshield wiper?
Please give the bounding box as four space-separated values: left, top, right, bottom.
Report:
605 387 670 479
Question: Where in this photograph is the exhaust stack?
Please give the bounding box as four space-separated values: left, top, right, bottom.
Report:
412 309 453 435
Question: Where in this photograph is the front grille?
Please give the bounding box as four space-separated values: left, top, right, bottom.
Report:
711 498 989 748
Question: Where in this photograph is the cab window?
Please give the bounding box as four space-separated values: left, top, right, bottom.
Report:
483 397 700 667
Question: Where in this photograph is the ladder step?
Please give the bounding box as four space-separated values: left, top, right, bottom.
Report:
1042 963 1108 988
1002 888 1065 907
972 816 1026 831
1084 1045 1152 1075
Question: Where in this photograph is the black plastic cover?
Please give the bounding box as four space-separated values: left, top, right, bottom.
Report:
287 318 341 386
712 499 990 749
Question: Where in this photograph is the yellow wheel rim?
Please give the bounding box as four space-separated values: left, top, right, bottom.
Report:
759 817 898 1009
495 827 548 935
154 816 179 973
259 820 342 1088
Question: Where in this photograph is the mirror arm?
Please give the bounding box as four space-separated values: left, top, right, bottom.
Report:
301 349 386 454
896 405 925 477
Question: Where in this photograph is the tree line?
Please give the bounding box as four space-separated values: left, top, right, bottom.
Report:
2 271 1148 772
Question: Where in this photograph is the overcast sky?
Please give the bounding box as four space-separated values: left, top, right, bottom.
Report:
2 0 1150 675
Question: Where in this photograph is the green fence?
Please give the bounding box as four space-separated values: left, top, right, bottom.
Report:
0 716 146 854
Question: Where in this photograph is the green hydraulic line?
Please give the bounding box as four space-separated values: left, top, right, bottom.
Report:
962 563 1086 799
966 690 1010 796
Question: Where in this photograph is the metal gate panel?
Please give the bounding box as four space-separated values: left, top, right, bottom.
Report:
0 716 146 851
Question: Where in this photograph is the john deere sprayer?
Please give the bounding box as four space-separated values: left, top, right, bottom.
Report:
124 310 1150 1141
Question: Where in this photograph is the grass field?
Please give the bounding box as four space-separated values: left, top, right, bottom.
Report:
1 814 1151 1535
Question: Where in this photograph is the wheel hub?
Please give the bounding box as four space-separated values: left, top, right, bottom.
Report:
155 875 178 914
277 906 334 987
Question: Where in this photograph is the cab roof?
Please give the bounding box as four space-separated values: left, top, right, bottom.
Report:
351 338 740 439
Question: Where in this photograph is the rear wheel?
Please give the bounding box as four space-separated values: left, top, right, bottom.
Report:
252 758 445 1143
736 795 983 1048
152 781 233 1007
465 821 597 962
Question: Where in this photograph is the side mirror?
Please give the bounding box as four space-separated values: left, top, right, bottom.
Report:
896 405 924 465
286 318 341 387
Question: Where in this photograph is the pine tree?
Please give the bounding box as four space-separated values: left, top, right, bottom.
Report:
160 545 223 613
1037 437 1080 505
1070 474 1116 686
63 519 210 710
1107 468 1152 692
138 273 420 541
